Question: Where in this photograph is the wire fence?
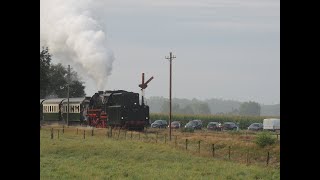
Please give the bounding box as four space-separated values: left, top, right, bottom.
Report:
42 126 280 168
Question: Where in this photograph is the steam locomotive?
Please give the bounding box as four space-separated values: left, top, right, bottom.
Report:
40 90 150 131
86 90 150 130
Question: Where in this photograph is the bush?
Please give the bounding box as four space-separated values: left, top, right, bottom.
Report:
255 132 276 148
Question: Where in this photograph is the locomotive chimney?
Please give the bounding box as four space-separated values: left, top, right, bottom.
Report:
98 91 103 95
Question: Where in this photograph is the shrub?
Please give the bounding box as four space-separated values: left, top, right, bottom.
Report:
255 131 276 148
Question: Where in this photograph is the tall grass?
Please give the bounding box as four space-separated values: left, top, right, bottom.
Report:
40 127 280 179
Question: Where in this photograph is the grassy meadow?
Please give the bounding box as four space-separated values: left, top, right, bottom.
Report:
40 126 280 179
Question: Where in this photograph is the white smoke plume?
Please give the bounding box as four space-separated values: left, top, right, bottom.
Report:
40 0 114 91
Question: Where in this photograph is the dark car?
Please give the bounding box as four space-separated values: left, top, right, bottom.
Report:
222 122 239 131
168 121 181 129
151 120 167 128
248 123 263 131
207 122 222 131
185 120 203 130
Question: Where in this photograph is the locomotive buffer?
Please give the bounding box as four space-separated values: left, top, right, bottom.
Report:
138 73 153 105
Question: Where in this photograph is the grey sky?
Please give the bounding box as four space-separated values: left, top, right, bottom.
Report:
40 0 280 105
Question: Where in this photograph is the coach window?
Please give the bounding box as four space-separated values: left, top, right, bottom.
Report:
71 106 74 113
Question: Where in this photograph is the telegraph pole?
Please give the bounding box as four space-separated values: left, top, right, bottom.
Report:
67 65 70 126
165 52 176 141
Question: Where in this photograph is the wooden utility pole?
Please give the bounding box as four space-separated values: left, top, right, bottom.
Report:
67 65 70 126
165 52 176 141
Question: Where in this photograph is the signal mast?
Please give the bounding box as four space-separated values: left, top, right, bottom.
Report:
138 73 154 105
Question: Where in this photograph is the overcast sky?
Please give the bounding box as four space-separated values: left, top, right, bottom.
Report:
40 0 280 105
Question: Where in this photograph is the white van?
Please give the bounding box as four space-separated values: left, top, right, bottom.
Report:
263 118 280 131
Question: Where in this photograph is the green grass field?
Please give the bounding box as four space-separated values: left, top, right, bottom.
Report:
40 127 279 179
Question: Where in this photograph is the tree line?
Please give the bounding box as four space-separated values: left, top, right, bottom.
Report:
146 97 265 116
40 47 86 99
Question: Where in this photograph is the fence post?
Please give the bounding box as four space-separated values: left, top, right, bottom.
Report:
139 132 140 140
62 125 64 134
156 132 158 143
246 150 250 166
165 134 167 144
91 128 94 136
83 130 85 139
125 131 127 140
118 129 121 139
186 139 188 150
51 128 53 139
77 128 78 135
198 141 201 154
266 151 270 166
228 146 231 160
58 130 59 139
175 136 177 148
212 144 215 157
131 131 133 140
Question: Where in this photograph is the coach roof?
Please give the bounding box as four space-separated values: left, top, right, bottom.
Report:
42 98 66 104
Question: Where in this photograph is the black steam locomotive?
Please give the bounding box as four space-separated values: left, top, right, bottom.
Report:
86 90 150 131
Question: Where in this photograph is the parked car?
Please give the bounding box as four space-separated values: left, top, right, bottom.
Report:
151 120 167 128
263 118 280 132
185 120 203 130
222 122 239 131
168 121 181 129
247 123 263 131
207 122 222 131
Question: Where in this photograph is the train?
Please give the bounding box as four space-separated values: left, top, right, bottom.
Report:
40 97 90 125
40 90 150 131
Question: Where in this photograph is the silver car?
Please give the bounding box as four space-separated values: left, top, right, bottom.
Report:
151 120 167 128
248 123 263 131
